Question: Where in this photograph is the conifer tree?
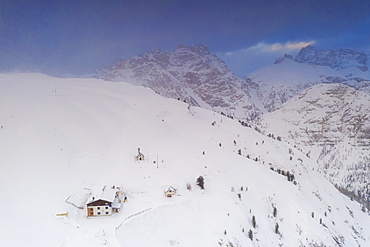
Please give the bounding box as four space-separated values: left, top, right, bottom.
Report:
275 222 279 234
248 229 253 241
273 207 277 217
196 176 205 190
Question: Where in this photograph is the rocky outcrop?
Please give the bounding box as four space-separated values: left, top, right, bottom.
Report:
99 44 257 119
244 46 370 114
257 83 370 205
294 45 368 71
274 54 293 64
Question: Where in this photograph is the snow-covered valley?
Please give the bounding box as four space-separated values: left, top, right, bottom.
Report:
1 73 370 246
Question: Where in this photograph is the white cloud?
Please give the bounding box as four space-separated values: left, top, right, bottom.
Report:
217 40 316 76
225 40 317 56
248 40 316 53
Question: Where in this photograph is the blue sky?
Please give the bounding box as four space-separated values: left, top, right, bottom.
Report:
1 0 369 77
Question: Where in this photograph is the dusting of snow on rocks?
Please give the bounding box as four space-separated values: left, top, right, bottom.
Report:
244 47 370 114
257 83 370 213
99 44 258 120
294 45 368 72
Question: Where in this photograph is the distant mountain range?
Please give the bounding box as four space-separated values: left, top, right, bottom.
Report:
99 45 369 118
99 44 257 119
99 45 370 208
245 46 369 114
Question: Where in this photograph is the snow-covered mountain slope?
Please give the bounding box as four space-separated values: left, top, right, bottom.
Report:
100 45 369 119
256 83 370 209
99 44 257 120
244 52 370 113
1 73 370 247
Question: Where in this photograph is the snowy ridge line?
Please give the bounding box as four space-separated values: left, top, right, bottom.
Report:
116 208 152 230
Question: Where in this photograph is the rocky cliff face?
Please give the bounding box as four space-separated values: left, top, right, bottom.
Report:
294 45 368 72
100 44 257 119
244 46 370 114
100 45 369 118
257 83 370 206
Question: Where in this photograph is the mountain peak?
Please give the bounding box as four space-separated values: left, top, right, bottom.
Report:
100 44 256 119
274 53 294 64
294 46 368 71
176 44 211 56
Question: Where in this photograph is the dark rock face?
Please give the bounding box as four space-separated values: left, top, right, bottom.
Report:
100 44 257 119
274 54 293 64
294 45 368 71
100 44 369 120
257 83 370 209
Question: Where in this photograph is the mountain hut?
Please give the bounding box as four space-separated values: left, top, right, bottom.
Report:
164 186 177 197
86 185 123 217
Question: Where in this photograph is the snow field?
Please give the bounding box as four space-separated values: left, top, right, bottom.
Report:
0 73 369 246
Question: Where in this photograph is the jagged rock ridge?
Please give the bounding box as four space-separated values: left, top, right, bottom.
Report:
100 45 369 119
294 45 368 72
245 46 370 114
100 44 257 119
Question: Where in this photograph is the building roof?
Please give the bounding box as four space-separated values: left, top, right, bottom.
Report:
136 152 144 158
164 186 177 193
86 199 112 207
86 185 119 205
